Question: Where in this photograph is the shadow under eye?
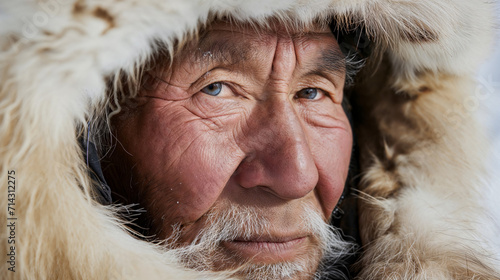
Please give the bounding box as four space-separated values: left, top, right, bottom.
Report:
201 82 223 96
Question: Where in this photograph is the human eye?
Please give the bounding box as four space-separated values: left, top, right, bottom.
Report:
201 82 223 96
294 88 323 100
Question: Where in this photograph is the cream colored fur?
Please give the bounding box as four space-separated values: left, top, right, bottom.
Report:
0 0 498 279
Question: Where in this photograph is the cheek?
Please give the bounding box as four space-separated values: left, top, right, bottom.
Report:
117 100 246 224
172 140 243 220
310 125 353 217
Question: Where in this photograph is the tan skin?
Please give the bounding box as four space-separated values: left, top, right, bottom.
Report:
106 21 352 277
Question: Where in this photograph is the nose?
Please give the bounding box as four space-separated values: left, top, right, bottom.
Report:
234 95 319 200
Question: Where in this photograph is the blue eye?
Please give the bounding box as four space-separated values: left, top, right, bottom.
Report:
201 82 223 96
295 88 318 100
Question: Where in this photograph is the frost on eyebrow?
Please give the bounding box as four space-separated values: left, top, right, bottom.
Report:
202 51 214 60
185 34 250 68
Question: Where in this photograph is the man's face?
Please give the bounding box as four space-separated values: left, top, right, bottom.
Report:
109 21 352 279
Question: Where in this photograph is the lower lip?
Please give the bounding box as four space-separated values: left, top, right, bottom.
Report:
223 237 307 262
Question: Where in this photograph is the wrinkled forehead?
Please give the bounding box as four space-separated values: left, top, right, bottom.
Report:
166 18 343 71
205 18 333 36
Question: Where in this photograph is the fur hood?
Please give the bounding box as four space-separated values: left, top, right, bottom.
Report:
1 0 499 279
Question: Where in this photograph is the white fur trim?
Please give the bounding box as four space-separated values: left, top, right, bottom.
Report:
0 0 498 279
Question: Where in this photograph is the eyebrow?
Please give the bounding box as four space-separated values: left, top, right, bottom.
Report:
188 33 250 67
305 47 347 80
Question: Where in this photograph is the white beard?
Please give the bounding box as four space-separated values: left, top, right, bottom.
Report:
166 203 355 280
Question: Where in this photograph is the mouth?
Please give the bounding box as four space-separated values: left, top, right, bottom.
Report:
222 235 309 263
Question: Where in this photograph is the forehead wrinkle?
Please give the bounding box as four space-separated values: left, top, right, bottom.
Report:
289 32 333 41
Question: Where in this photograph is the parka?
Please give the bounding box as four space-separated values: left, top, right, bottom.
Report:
0 0 499 279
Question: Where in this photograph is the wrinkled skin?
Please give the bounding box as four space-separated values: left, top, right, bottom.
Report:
105 21 352 278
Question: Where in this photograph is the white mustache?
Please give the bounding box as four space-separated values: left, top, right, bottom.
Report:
166 202 355 279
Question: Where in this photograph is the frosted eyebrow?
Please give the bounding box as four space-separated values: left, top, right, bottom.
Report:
190 33 249 67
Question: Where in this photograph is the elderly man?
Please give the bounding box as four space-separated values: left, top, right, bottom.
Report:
2 1 500 280
102 20 356 279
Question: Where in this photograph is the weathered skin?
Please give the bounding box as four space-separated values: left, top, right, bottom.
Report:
107 21 352 276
